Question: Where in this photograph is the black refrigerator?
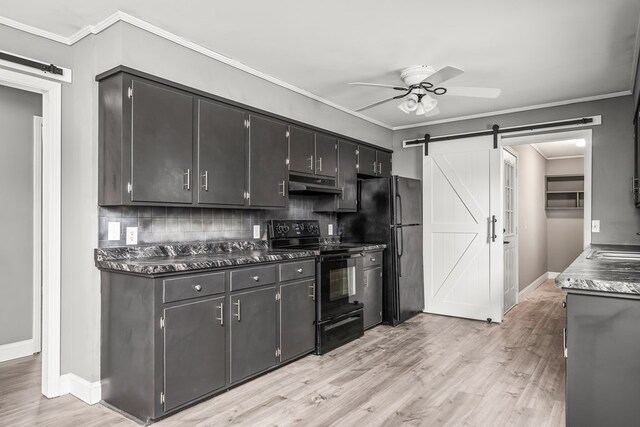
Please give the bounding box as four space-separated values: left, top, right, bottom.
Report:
339 176 424 326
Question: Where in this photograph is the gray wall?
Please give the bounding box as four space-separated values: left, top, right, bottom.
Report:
0 85 42 345
393 96 639 245
512 145 548 291
546 158 584 273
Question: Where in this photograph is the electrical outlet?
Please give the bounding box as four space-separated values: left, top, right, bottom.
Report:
328 224 334 236
591 220 600 233
126 227 138 245
108 222 120 240
253 225 261 239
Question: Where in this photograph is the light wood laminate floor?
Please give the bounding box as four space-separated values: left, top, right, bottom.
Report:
0 280 565 426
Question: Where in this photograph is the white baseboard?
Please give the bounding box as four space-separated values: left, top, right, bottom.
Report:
519 272 549 300
548 272 560 279
0 339 35 363
60 373 101 405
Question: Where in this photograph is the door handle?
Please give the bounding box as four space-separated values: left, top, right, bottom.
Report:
371 161 377 173
316 157 323 172
308 155 314 171
491 215 497 242
309 283 316 301
503 241 510 244
377 162 382 175
216 302 224 326
233 300 241 322
278 180 286 197
396 228 403 277
183 168 191 190
396 192 403 226
201 170 208 191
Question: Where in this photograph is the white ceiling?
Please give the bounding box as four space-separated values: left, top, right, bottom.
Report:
1 0 640 128
531 139 585 159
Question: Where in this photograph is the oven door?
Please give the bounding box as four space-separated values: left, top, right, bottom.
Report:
319 253 363 321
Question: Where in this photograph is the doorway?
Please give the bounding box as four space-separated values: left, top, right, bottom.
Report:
0 67 63 398
501 130 591 304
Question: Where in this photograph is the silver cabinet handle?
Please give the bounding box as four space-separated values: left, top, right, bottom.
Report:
370 258 376 262
234 300 241 321
252 275 260 282
308 155 314 171
216 302 224 326
201 171 208 191
297 268 303 273
490 215 497 242
371 161 377 173
309 283 316 301
377 162 382 175
278 180 286 197
194 284 202 292
317 157 323 172
183 168 191 190
341 186 345 200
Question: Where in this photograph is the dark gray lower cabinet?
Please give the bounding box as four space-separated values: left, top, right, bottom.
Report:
363 267 383 329
566 292 640 427
279 280 316 362
229 287 278 383
163 296 225 410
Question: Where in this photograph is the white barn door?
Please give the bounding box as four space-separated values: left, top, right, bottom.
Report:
423 135 503 323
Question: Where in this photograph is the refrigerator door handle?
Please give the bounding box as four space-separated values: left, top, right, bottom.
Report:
396 227 404 277
395 193 403 226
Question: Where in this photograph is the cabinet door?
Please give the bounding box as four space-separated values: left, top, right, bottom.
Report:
229 287 277 383
377 151 392 177
197 99 247 206
280 280 316 362
358 145 377 177
363 267 383 329
163 296 225 411
248 115 288 208
131 79 193 204
288 126 315 174
337 140 358 211
315 133 338 177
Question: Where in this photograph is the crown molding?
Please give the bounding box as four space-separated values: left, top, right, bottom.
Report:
0 15 69 44
392 91 631 130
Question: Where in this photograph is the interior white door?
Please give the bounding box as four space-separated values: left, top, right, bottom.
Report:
503 149 518 314
423 135 503 323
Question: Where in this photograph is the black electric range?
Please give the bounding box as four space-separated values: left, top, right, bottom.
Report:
267 220 366 354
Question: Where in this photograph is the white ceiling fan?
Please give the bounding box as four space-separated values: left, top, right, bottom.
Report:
349 65 501 117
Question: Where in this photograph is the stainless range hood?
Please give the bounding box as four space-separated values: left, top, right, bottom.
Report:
288 174 342 195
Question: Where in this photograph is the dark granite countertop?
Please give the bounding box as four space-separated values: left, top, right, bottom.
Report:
556 244 640 295
95 241 319 276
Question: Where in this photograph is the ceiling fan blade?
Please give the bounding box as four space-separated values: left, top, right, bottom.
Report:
349 82 408 91
422 66 464 86
444 86 502 98
355 96 401 112
423 106 441 117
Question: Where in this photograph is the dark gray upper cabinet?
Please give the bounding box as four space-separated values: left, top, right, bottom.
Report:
279 280 316 362
229 286 277 383
377 151 392 178
131 79 194 204
288 126 315 174
314 133 338 178
337 140 358 211
358 145 392 178
248 115 288 208
163 296 226 411
197 99 247 207
358 145 378 177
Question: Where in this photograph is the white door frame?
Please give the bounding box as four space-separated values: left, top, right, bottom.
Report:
33 116 43 354
500 128 593 247
0 67 62 398
502 147 519 312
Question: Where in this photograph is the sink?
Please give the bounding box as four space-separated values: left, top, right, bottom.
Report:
587 250 640 261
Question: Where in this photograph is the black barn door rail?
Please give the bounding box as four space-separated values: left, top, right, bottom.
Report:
404 117 594 156
0 51 63 76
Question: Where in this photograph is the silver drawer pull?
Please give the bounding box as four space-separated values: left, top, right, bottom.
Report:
252 275 260 282
216 302 224 326
194 284 202 292
297 268 303 273
234 300 241 321
370 258 376 262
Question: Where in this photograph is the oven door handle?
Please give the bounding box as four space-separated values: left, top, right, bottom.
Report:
320 253 363 262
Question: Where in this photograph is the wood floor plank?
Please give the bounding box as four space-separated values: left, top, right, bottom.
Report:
0 280 565 426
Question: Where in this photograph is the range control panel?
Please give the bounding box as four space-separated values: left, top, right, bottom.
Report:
268 220 320 239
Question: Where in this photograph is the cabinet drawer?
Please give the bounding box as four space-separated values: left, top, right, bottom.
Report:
163 272 226 303
279 259 315 282
363 251 383 269
230 265 277 291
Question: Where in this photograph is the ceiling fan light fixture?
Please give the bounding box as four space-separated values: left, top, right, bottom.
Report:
420 95 438 113
398 94 420 114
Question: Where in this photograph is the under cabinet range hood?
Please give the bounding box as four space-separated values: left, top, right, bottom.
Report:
288 174 343 195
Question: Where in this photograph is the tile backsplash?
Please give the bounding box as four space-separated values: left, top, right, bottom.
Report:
98 196 337 247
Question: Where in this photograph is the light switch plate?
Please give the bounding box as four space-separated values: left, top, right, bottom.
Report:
328 224 334 236
591 220 600 233
108 222 120 240
253 225 261 239
126 227 138 245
